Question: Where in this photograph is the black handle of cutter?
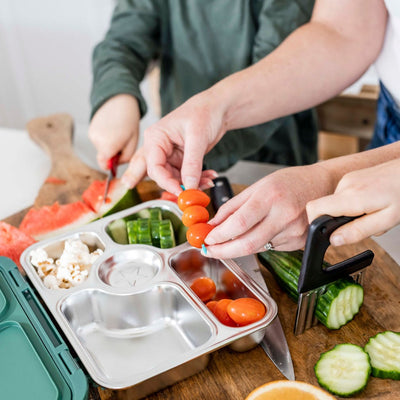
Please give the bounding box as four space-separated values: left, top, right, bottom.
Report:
210 176 234 211
297 214 374 293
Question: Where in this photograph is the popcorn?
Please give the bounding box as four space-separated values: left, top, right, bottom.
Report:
30 239 103 289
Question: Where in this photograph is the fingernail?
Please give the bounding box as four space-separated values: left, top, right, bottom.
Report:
200 180 215 190
209 170 219 178
201 244 207 255
184 177 197 189
331 234 344 246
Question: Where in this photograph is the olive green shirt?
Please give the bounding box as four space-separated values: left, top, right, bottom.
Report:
91 0 317 171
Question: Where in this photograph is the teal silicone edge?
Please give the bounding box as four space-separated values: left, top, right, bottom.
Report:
0 256 88 400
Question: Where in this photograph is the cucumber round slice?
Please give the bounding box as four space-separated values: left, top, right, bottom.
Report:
315 343 371 397
364 331 400 380
315 278 364 329
159 220 176 249
126 220 138 244
150 220 161 248
137 219 152 245
149 207 162 221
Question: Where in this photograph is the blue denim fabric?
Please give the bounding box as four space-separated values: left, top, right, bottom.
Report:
369 82 400 149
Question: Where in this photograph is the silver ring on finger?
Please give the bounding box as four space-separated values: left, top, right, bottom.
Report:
264 241 274 251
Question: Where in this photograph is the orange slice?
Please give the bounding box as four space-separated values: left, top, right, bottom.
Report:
246 380 336 400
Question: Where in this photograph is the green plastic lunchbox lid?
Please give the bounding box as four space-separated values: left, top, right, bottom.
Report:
0 256 88 400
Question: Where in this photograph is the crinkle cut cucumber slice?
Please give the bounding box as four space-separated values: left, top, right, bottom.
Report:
315 343 371 397
315 278 364 329
364 331 400 380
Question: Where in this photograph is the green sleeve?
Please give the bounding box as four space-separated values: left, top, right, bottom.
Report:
251 0 315 62
90 0 161 119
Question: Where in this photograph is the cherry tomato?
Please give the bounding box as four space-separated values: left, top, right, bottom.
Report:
160 191 178 203
206 300 218 313
227 298 266 326
178 189 210 211
221 270 246 296
190 276 216 302
186 223 213 248
213 299 237 327
182 205 209 227
214 290 229 301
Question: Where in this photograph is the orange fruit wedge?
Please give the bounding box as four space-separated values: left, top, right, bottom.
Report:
246 380 336 400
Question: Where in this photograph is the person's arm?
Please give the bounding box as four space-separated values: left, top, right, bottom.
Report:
203 141 400 258
142 0 387 194
216 0 387 130
89 0 160 170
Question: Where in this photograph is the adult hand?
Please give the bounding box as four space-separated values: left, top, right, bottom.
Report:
203 164 336 258
89 94 140 171
306 158 400 246
142 90 226 195
121 146 218 190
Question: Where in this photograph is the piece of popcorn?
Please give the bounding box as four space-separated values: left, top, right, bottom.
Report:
43 274 60 289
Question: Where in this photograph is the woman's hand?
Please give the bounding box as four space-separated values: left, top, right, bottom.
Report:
142 91 226 195
306 158 400 246
89 94 140 171
203 164 336 258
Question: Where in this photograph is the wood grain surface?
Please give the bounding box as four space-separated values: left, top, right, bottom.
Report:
26 113 106 207
4 115 400 399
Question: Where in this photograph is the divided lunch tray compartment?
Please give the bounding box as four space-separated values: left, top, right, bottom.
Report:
0 256 88 400
21 200 278 399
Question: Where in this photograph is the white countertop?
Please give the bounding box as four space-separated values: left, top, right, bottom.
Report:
1 125 399 265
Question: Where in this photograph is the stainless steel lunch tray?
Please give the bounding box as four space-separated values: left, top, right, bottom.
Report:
21 200 278 399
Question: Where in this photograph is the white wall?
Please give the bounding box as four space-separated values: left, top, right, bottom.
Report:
0 0 159 137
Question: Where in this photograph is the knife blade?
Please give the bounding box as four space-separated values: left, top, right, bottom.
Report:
210 177 295 380
103 152 121 205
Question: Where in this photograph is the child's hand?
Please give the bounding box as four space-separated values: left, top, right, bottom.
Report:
89 94 140 170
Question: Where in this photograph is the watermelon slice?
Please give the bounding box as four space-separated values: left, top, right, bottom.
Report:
82 178 141 217
19 201 97 240
0 221 36 272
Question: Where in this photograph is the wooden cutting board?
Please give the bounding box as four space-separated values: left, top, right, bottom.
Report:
4 115 400 400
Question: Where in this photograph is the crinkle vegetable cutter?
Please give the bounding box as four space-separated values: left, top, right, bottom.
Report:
294 215 374 335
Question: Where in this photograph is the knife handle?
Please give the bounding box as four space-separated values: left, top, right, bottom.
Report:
297 215 374 293
106 152 121 177
210 177 234 211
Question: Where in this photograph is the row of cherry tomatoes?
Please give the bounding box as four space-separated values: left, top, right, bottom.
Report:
190 275 266 327
176 189 266 327
177 189 214 248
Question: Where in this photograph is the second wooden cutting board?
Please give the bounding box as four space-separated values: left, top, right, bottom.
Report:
26 113 106 207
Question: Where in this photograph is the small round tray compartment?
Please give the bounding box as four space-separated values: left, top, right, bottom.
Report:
98 248 163 289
